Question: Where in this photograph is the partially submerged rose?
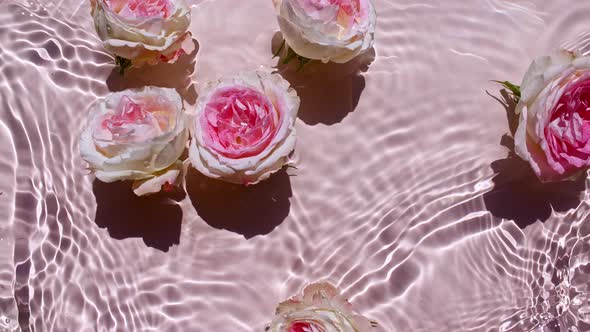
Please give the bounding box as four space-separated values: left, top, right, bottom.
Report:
267 282 376 332
80 86 188 196
189 71 299 185
274 0 376 63
90 0 194 69
511 50 590 182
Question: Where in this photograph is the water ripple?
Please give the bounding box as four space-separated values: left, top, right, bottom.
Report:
0 0 588 331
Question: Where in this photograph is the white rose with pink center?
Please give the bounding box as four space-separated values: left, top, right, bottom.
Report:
91 0 194 67
80 87 188 196
274 0 376 63
513 50 590 181
267 283 376 332
189 71 300 185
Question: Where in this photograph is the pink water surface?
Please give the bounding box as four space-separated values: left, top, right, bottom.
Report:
0 0 589 331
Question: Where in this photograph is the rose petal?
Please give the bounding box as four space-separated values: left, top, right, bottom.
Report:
131 161 182 196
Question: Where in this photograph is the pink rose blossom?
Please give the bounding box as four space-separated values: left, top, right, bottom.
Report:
274 0 376 63
543 79 590 174
189 71 299 185
267 282 375 332
80 87 188 196
515 50 590 181
91 0 193 66
200 86 279 159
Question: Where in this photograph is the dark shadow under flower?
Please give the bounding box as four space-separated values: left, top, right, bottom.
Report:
483 85 586 228
107 38 200 105
185 167 292 239
93 180 185 252
271 32 374 126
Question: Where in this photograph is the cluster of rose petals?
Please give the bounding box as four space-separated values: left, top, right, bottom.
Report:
515 50 590 182
267 282 374 332
91 0 194 66
189 71 300 185
80 87 188 196
274 0 376 63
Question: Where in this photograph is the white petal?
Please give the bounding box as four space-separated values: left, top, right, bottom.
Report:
519 50 574 106
95 169 152 182
132 162 182 196
514 106 532 163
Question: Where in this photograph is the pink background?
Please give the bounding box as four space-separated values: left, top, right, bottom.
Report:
0 0 589 331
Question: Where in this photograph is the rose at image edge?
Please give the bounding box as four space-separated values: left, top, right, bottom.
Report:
274 0 377 63
514 50 590 182
90 0 194 66
267 282 375 332
80 86 188 196
189 71 300 185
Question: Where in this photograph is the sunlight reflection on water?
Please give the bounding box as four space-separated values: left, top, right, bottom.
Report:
0 0 589 331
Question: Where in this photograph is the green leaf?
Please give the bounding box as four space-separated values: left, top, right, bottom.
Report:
115 56 132 76
492 80 521 99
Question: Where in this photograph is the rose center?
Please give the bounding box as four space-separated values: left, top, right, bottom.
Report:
295 0 364 33
109 0 172 18
288 321 326 332
101 95 171 143
545 77 590 168
336 0 361 17
301 0 358 13
200 86 279 159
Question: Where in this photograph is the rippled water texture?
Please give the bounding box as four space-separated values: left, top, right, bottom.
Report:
1 0 590 331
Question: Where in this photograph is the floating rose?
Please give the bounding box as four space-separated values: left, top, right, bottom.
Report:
189 71 299 185
501 50 590 182
273 0 376 64
267 282 377 332
80 87 188 196
90 0 194 72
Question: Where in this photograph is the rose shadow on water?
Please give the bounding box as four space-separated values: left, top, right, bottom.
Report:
106 38 200 104
271 32 374 126
92 180 185 252
483 89 586 228
185 168 292 239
